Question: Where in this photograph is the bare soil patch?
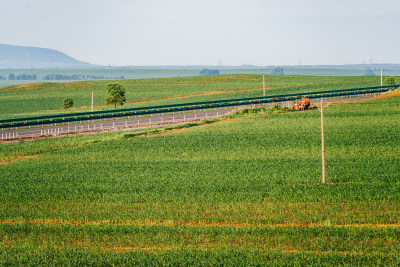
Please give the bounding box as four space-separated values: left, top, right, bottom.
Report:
0 154 39 164
13 84 43 89
375 90 400 99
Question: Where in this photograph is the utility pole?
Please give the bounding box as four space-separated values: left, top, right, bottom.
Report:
91 92 94 112
263 75 265 97
320 101 326 184
380 68 383 87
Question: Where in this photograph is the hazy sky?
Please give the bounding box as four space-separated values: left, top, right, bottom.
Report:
1 0 399 66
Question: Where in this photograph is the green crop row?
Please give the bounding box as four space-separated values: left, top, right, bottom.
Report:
0 224 399 265
2 249 398 266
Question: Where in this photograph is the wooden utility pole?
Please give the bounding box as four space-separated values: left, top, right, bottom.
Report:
263 75 265 97
91 92 94 112
381 68 383 87
320 101 326 184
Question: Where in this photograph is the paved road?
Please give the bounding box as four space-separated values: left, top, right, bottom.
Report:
1 109 235 141
0 93 378 141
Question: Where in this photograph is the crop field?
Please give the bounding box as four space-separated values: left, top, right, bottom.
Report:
0 89 399 265
0 74 387 119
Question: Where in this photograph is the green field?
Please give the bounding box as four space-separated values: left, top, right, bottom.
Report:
0 74 388 119
0 88 399 265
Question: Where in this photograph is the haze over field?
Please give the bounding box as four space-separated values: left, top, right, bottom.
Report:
1 0 399 67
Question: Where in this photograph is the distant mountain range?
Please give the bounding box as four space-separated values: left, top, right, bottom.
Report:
0 44 96 69
1 43 400 71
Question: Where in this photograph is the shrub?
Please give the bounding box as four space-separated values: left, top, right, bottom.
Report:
63 97 74 109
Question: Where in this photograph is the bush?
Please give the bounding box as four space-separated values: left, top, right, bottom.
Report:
384 76 396 86
199 69 220 76
63 98 74 109
227 105 291 118
272 67 284 75
364 69 376 76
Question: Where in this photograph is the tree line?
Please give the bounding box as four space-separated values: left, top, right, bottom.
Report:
43 74 126 80
0 73 38 80
0 73 125 81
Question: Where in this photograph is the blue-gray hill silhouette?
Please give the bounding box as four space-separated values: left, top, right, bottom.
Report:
0 44 96 69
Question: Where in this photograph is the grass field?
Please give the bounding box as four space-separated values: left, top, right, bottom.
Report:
0 89 399 265
0 74 388 119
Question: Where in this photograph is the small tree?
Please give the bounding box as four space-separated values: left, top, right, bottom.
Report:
364 69 376 76
272 67 284 75
105 83 126 109
199 69 220 76
384 76 396 86
63 97 74 109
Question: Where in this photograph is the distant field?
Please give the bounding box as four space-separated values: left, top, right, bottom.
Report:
1 67 398 88
1 67 398 80
0 74 386 119
0 92 399 265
